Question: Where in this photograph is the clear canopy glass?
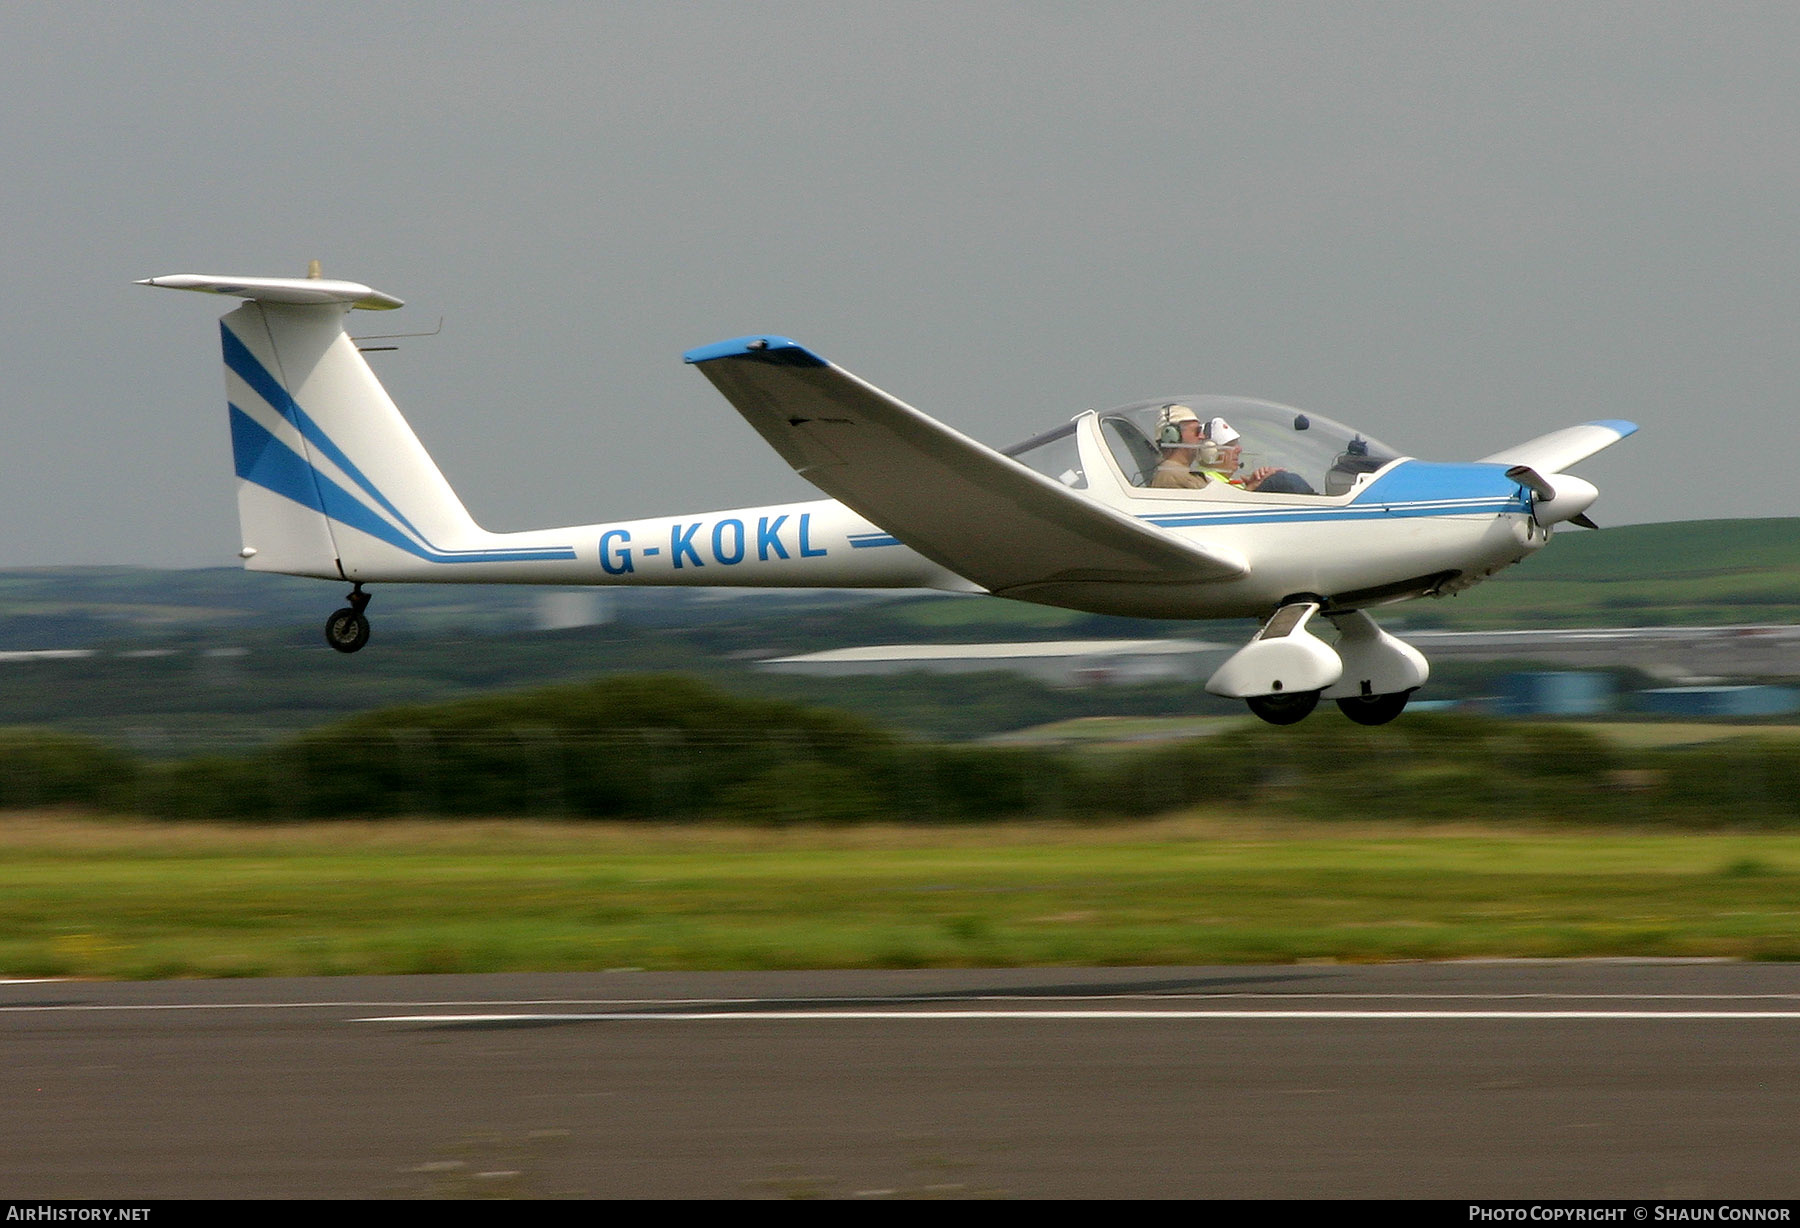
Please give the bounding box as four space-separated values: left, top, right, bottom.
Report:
1005 396 1400 497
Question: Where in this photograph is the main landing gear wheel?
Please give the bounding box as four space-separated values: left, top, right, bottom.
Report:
324 583 373 654
1245 690 1320 726
1336 691 1412 726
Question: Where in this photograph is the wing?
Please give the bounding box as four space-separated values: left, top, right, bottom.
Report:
685 337 1247 595
1479 419 1638 472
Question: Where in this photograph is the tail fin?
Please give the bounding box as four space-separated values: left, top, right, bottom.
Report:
142 273 550 580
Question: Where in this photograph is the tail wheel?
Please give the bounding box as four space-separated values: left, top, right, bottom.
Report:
325 608 371 654
1336 691 1412 726
1245 690 1320 726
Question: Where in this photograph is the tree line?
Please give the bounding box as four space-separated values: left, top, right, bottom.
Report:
0 675 1796 827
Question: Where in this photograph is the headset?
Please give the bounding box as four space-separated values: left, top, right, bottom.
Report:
1159 406 1220 465
1156 404 1185 446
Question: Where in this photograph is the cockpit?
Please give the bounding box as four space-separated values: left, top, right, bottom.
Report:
1003 396 1401 499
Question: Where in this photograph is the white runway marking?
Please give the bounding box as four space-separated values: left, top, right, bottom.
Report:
5 992 1800 1017
354 1009 1800 1024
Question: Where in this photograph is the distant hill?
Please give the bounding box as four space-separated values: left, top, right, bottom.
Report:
0 519 1790 746
0 519 1792 649
1400 518 1800 629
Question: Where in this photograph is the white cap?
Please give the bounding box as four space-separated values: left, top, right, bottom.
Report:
1204 417 1240 445
1161 403 1199 426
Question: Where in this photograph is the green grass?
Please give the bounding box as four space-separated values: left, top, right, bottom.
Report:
1575 722 1800 749
6 812 1800 979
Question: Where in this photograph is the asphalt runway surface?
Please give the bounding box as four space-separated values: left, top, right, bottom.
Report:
5 961 1800 1199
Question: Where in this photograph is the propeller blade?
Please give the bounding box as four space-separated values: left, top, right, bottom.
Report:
1504 464 1556 502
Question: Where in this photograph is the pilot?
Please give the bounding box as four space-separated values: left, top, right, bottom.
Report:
1148 405 1209 489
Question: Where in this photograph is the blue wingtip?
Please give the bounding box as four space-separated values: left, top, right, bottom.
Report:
683 335 827 367
1589 419 1639 437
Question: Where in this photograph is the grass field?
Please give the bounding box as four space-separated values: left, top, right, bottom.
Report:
6 811 1800 979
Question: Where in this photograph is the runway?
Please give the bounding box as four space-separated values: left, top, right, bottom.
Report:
5 961 1800 1198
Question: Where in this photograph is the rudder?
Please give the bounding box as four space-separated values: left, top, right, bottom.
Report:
219 298 484 578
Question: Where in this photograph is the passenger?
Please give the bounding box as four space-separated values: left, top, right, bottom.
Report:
1148 404 1208 489
1198 417 1316 495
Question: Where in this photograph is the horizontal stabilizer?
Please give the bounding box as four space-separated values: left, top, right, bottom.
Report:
1480 420 1637 473
687 337 1247 594
137 274 403 311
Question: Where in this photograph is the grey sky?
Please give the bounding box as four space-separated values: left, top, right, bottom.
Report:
3 2 1794 568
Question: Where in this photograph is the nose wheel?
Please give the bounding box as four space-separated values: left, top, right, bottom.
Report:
325 584 372 654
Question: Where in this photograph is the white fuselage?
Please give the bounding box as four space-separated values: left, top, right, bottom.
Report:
270 467 1542 621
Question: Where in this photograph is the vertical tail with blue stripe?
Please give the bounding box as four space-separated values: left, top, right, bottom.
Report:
219 296 488 579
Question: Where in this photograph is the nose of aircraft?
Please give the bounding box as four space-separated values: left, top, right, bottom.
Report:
1503 464 1600 528
1529 473 1600 528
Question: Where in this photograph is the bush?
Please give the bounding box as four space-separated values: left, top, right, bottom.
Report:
0 728 138 809
18 677 1800 831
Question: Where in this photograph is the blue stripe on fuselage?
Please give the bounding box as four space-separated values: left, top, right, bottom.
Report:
1139 460 1528 530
